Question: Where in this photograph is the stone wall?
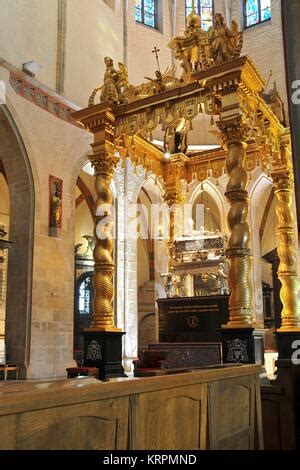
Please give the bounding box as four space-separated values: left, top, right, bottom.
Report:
0 67 92 378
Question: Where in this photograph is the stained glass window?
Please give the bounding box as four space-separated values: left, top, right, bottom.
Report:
185 1 214 31
135 0 158 29
78 276 92 315
244 0 271 28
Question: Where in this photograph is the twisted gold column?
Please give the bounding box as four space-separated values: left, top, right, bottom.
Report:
218 119 254 327
272 162 300 331
164 191 185 269
89 152 120 331
162 153 188 271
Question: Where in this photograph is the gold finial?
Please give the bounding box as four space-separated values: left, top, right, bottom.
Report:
187 0 201 28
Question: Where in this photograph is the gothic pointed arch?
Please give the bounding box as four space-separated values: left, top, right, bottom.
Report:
0 105 35 375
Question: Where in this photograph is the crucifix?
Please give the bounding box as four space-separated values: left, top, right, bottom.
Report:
152 46 161 73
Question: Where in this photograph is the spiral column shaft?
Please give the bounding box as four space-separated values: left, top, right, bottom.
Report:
218 120 254 327
272 162 300 331
89 152 119 331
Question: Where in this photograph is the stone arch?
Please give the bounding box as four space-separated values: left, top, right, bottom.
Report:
249 172 274 326
0 105 35 373
189 179 226 233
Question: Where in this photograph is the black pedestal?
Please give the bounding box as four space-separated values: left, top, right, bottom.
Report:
83 330 127 380
220 328 265 365
275 331 300 365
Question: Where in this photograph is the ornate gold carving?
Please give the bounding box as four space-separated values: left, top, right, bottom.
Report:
89 58 179 107
123 65 179 103
218 119 254 327
116 95 202 140
71 31 294 336
272 159 300 330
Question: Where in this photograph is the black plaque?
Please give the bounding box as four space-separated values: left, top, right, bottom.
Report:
157 295 229 343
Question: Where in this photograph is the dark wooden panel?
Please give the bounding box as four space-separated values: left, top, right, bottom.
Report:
261 385 284 450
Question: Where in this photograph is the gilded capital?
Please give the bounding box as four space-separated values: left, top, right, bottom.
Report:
163 190 185 206
217 117 250 147
89 152 119 179
272 166 294 192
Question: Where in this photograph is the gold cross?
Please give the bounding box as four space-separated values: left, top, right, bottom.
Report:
152 46 161 72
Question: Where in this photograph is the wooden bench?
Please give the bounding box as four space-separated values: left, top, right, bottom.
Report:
0 363 19 381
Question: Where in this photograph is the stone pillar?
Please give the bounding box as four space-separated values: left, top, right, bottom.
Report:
218 118 264 364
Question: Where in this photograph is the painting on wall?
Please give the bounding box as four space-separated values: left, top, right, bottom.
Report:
49 175 63 237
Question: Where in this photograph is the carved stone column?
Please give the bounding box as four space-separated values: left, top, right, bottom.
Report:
218 118 254 327
272 159 300 331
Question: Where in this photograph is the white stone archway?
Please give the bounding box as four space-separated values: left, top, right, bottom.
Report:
188 179 226 233
249 172 274 326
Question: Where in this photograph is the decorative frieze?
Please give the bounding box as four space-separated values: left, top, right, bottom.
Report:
9 73 80 127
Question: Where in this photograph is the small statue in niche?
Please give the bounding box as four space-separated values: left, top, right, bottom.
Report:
49 178 62 229
89 57 129 106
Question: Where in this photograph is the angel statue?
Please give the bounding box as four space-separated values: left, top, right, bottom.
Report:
144 65 178 94
88 57 129 106
208 14 243 66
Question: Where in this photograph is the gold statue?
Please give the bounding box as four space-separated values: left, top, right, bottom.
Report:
144 65 178 94
208 14 243 65
89 57 129 106
164 117 188 155
169 8 243 77
168 7 210 79
50 181 62 228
